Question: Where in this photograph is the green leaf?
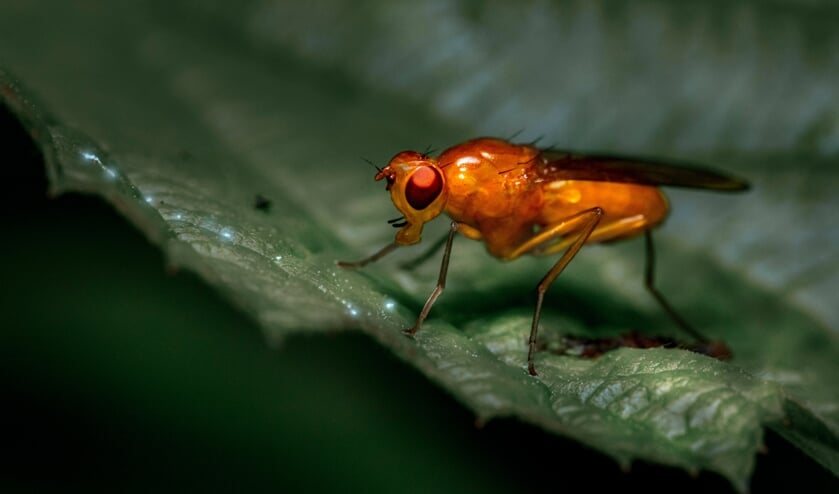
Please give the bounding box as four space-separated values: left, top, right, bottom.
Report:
2 1 838 491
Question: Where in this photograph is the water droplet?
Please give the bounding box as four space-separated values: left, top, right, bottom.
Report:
384 299 396 311
219 226 235 242
339 298 360 318
144 195 154 204
81 151 102 165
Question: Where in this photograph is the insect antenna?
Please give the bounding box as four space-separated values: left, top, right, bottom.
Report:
361 157 383 173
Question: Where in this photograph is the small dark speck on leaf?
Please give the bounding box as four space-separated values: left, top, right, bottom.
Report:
254 193 272 213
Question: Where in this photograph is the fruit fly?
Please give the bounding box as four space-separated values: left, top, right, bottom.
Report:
338 137 748 375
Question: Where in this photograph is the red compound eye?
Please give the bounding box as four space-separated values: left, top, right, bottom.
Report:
405 166 443 210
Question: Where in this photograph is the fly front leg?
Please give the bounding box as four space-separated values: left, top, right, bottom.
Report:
400 223 481 271
337 242 400 268
399 233 448 271
515 207 604 376
404 221 460 336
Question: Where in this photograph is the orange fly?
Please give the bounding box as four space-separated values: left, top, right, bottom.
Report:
338 137 748 375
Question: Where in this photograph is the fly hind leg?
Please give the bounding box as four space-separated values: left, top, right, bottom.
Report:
643 231 731 358
642 231 704 340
